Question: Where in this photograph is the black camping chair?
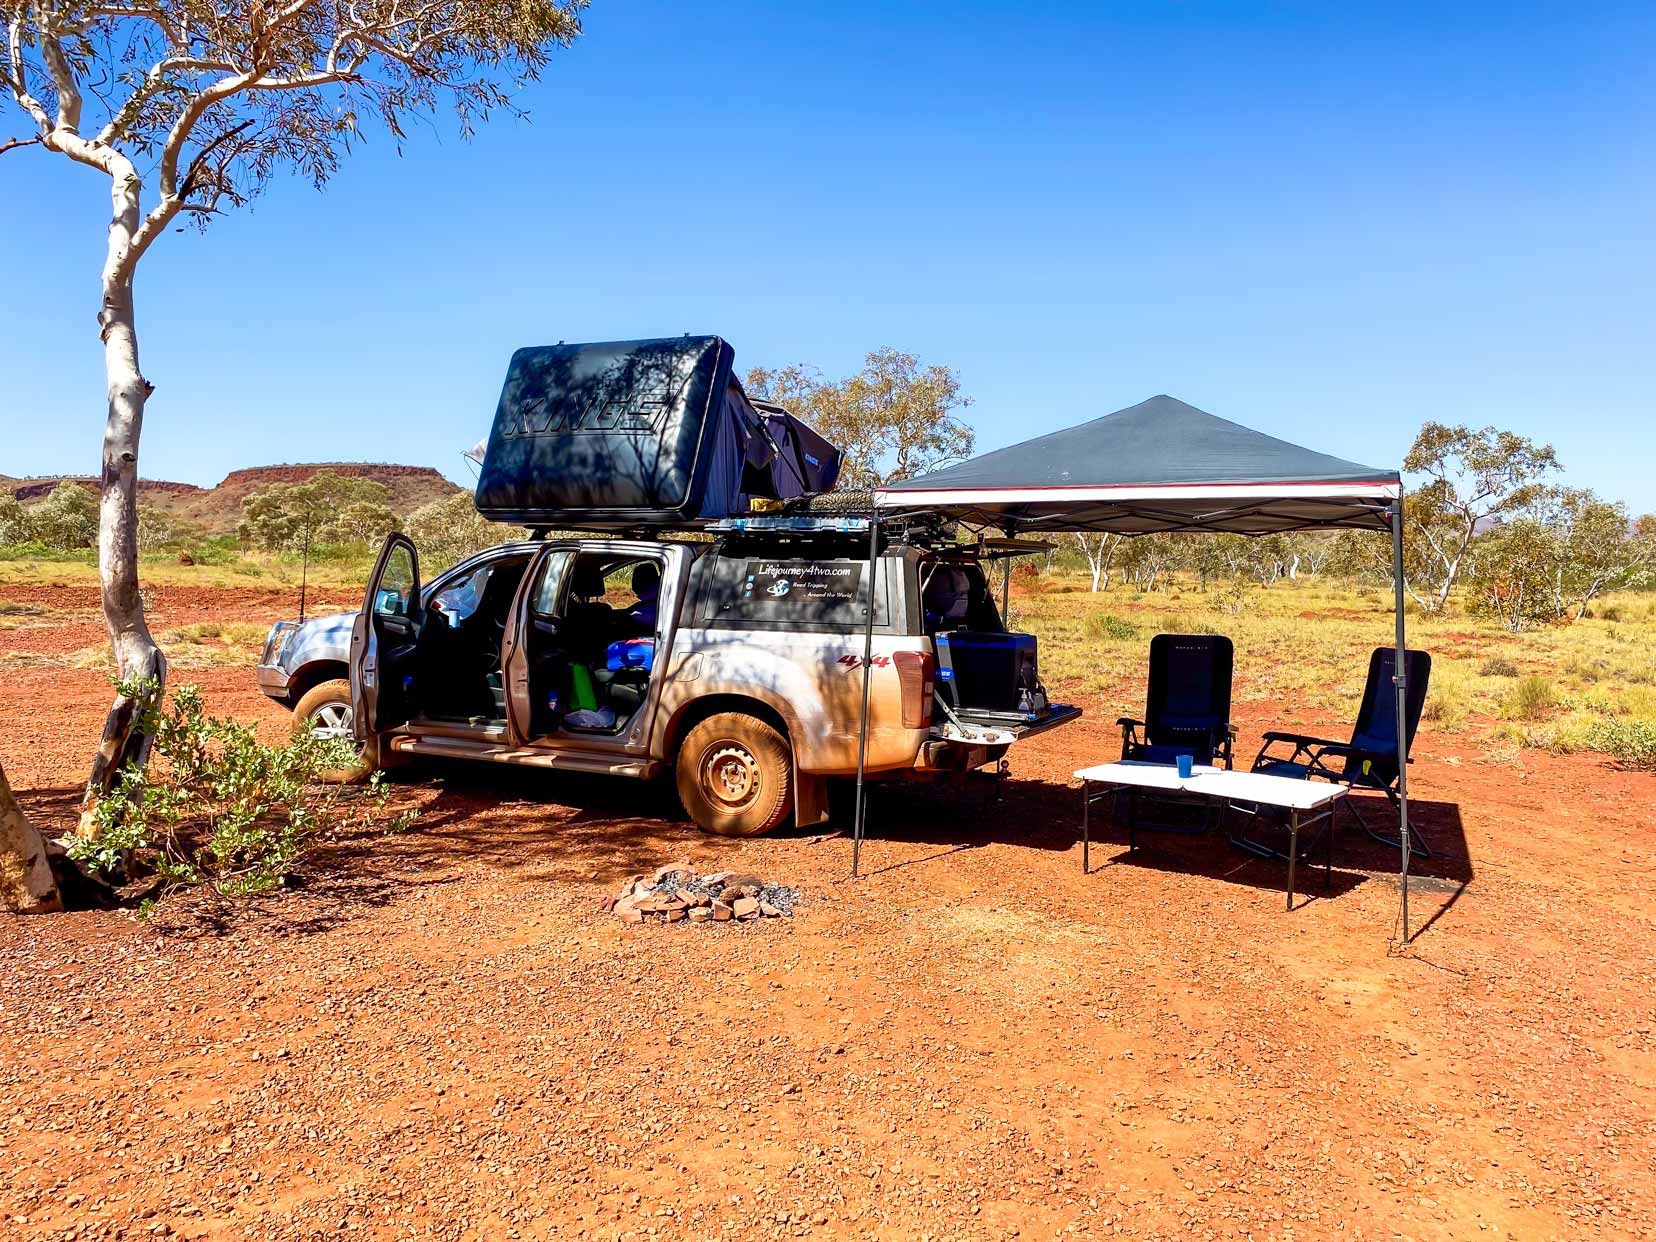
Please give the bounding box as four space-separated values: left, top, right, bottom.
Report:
1251 647 1433 857
1118 634 1237 769
1112 635 1236 839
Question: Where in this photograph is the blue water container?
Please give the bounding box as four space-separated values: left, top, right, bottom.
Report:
606 638 657 672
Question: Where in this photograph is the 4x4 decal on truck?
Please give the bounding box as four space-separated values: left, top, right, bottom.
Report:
837 654 891 669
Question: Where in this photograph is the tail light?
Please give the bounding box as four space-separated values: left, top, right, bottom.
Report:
893 650 934 730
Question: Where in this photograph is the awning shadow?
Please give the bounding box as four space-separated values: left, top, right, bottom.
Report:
848 774 1471 920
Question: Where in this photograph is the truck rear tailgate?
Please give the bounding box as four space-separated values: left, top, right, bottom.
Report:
933 703 1082 744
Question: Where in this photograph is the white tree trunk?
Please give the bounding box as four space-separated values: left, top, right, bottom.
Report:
81 159 167 832
1 756 61 913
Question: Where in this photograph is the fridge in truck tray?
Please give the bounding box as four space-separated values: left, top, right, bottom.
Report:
934 631 1047 720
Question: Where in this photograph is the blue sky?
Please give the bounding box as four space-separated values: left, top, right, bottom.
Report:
4 2 1654 510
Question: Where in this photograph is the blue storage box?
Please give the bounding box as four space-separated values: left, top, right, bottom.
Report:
606 638 657 671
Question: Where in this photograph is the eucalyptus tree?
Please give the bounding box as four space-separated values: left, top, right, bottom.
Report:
1402 422 1559 612
2 1 586 816
1 760 60 912
747 348 976 489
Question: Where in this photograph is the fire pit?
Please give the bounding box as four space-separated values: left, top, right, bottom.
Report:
603 862 798 925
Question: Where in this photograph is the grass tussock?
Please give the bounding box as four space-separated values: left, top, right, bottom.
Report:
161 621 270 646
1502 675 1558 722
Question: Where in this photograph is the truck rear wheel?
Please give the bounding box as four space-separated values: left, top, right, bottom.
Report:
292 678 376 784
677 712 794 837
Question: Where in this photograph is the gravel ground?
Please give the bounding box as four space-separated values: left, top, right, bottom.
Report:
3 584 1655 1241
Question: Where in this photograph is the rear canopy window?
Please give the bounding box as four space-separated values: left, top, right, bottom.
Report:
705 556 889 627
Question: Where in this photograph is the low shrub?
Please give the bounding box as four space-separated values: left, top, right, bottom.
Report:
0 540 97 563
65 679 414 902
1085 613 1139 642
1502 674 1557 721
1479 656 1520 678
1583 718 1656 771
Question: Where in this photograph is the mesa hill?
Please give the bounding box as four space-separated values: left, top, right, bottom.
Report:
7 463 462 533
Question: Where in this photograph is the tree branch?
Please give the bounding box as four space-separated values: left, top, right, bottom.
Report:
5 10 52 132
33 0 85 132
0 131 41 153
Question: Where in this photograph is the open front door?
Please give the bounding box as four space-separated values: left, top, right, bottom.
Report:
350 534 422 739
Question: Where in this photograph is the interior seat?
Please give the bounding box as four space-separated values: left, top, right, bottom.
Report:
923 565 973 633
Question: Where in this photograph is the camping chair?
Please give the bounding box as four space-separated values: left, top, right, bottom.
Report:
1115 634 1236 836
1118 634 1237 768
1250 647 1433 857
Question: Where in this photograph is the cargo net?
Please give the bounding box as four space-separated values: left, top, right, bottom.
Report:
780 488 877 516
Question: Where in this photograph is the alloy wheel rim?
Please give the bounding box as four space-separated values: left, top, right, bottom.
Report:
308 702 363 754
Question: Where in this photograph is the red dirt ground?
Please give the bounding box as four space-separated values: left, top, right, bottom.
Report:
3 585 1654 1241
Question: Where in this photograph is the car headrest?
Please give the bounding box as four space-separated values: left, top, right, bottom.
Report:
631 562 660 602
924 566 973 622
571 562 608 599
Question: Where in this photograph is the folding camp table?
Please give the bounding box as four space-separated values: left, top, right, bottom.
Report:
1075 761 1348 910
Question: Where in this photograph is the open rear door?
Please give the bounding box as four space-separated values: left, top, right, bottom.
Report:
350 534 422 739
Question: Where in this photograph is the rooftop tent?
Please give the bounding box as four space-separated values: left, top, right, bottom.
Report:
874 395 1400 532
474 336 841 527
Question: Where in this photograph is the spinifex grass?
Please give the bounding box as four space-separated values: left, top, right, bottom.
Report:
1014 572 1656 768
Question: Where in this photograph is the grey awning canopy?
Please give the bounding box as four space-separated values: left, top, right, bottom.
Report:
875 395 1400 534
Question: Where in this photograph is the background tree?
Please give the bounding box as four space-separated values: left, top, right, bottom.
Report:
238 472 397 552
1515 488 1656 622
2 0 587 810
136 500 181 552
28 481 100 550
405 490 527 574
1119 533 1181 592
1289 530 1341 578
1402 423 1559 612
0 495 33 545
1464 519 1557 633
746 347 975 487
1072 532 1123 592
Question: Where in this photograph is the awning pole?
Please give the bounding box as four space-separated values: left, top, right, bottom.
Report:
851 514 880 879
1000 522 1014 625
1391 495 1411 944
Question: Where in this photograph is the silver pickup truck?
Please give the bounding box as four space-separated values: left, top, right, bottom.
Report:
256 527 1080 836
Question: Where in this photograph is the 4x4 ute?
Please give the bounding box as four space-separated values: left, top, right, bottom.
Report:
256 523 1080 836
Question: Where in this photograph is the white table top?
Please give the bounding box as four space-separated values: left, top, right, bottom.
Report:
1074 760 1347 811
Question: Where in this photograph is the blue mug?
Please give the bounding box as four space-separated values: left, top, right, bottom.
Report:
1176 754 1194 779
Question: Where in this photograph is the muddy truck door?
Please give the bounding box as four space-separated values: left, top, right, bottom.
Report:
349 534 423 739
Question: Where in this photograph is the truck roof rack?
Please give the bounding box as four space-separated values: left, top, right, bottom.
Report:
706 514 872 533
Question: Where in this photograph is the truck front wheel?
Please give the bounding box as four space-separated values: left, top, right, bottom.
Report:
677 712 794 837
292 678 377 784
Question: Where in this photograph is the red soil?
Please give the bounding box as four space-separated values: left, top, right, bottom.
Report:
2 585 1653 1241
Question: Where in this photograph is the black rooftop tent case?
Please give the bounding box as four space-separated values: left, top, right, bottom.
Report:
475 336 840 527
865 395 1424 944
